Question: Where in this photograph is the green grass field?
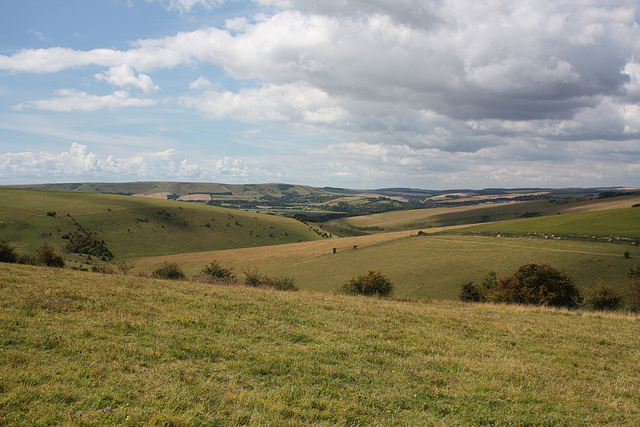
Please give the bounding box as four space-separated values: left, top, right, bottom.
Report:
0 188 324 262
138 232 640 300
454 206 640 241
1 263 639 425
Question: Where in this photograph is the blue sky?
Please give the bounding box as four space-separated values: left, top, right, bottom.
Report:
1 0 639 189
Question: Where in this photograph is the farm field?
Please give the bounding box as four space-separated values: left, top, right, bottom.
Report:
324 194 640 235
1 263 639 425
0 188 324 262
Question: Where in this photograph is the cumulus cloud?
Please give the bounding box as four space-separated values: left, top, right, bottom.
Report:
95 64 158 95
0 143 204 182
147 0 223 13
2 0 640 187
14 89 155 111
188 76 213 90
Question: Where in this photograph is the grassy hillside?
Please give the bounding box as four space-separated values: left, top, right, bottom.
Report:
324 194 640 235
1 263 638 425
0 188 324 263
137 229 640 300
11 182 341 199
453 206 640 241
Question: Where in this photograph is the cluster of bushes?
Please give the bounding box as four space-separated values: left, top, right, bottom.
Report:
340 270 394 297
63 232 114 260
461 263 640 312
0 240 65 268
151 261 298 292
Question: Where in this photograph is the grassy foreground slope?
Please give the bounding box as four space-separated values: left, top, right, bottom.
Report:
1 263 639 426
0 188 323 261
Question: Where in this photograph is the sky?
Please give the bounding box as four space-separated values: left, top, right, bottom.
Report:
1 0 639 190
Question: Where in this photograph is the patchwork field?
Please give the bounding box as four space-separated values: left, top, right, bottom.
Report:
1 263 638 425
324 194 640 235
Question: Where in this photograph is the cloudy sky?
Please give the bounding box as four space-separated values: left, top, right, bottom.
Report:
1 0 639 189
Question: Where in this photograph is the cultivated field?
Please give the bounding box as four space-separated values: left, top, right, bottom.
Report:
1 263 639 425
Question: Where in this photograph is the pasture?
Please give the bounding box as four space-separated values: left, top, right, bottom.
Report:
1 263 639 425
137 230 640 300
324 194 640 235
0 188 323 261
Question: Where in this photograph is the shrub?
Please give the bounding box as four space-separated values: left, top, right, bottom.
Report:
586 283 624 311
341 271 394 297
242 268 297 291
461 264 581 308
490 264 581 308
271 277 298 291
36 245 65 268
115 260 135 275
200 261 235 280
243 268 264 287
152 262 186 280
459 282 484 302
0 240 18 263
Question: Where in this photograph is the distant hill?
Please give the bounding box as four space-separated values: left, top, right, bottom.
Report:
0 188 325 265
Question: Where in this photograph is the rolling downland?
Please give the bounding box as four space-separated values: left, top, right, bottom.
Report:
1 263 639 425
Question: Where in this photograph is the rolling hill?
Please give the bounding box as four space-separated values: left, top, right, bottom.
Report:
0 188 325 263
136 206 640 300
323 194 640 235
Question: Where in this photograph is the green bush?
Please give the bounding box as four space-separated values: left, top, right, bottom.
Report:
0 240 18 264
459 282 484 302
271 277 298 291
243 268 264 287
586 283 624 311
152 262 186 280
461 264 581 308
36 245 65 268
200 261 235 280
242 268 297 291
341 271 394 297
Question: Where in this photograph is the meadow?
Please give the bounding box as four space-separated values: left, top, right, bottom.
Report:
1 263 639 426
0 188 323 262
138 230 640 300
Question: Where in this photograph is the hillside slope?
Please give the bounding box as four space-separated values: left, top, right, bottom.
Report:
0 188 324 262
137 208 640 299
1 263 638 425
324 194 640 235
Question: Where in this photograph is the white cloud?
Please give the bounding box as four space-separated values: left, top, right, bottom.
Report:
180 82 350 125
188 76 213 90
95 64 158 95
0 144 203 182
14 89 156 112
149 0 223 13
2 0 640 188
